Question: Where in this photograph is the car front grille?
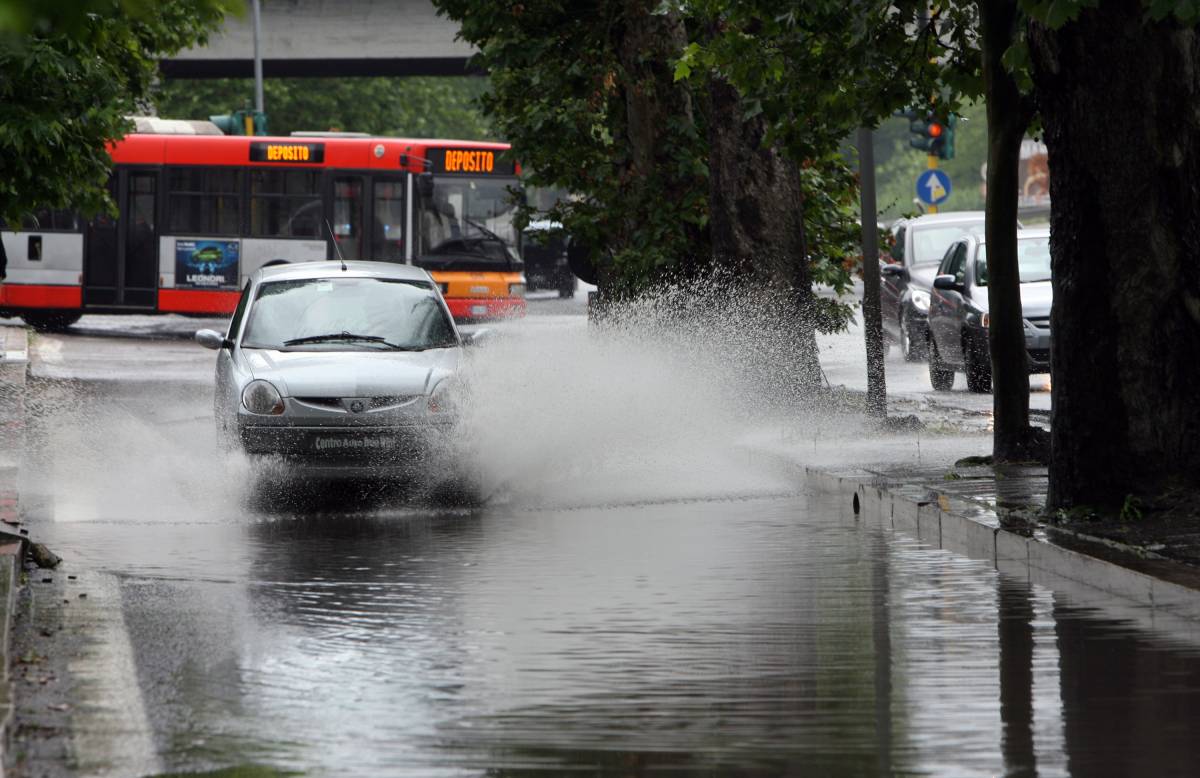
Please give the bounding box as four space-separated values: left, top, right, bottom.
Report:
293 395 420 412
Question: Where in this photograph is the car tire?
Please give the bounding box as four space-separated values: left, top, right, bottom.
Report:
900 310 924 362
928 338 955 391
965 338 993 393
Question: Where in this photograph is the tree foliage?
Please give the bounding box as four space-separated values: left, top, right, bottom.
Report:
433 0 986 336
676 1 981 162
152 76 496 140
434 0 710 291
0 0 232 223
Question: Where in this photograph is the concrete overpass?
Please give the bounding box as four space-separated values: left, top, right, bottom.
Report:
160 0 477 78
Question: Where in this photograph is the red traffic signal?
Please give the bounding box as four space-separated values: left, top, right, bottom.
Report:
928 122 943 138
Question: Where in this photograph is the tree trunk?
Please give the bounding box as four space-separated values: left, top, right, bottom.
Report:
979 0 1037 461
1029 7 1200 508
858 127 887 417
706 74 822 392
599 0 707 294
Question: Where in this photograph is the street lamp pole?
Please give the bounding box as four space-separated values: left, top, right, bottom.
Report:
252 0 264 114
858 126 887 417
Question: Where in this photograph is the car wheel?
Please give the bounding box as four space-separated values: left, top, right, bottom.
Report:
965 339 993 393
900 310 924 362
928 338 955 391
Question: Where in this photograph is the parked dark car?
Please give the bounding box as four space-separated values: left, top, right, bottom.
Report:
926 228 1052 392
521 220 577 298
880 211 988 361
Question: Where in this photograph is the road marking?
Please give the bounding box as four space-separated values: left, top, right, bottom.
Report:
66 573 162 777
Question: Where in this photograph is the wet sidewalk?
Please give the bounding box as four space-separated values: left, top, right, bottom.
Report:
800 456 1200 625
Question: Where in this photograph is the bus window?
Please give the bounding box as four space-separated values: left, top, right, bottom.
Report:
20 209 80 232
250 170 321 239
125 171 158 300
416 176 521 268
332 177 363 260
167 168 241 236
372 178 405 262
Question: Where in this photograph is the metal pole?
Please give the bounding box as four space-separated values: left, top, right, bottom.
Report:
858 127 887 417
252 0 264 114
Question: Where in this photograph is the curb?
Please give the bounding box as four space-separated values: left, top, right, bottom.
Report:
804 465 1200 623
0 325 30 778
0 537 22 778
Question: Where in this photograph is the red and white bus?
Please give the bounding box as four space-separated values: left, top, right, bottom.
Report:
0 124 527 329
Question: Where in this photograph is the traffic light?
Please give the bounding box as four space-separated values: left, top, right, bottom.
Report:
209 110 269 136
898 109 956 160
939 114 956 160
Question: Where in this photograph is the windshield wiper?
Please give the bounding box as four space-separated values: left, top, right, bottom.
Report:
283 332 407 349
464 217 509 246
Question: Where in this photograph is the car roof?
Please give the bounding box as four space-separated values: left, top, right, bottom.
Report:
974 226 1051 247
253 260 433 284
902 210 987 227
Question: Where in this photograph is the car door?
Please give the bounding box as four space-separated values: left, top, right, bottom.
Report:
216 281 253 435
880 222 906 336
928 242 962 361
939 243 970 365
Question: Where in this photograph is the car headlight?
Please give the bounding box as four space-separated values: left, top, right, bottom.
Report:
508 282 526 297
427 381 458 415
910 289 931 314
242 380 285 415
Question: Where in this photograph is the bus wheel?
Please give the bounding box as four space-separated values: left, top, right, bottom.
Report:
20 311 83 332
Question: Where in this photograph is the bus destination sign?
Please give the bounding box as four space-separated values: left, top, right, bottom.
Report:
249 142 325 164
428 148 516 176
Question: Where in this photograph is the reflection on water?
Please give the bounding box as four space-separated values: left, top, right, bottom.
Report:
33 492 1200 776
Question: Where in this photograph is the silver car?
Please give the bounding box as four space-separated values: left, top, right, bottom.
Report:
195 261 473 478
926 228 1052 393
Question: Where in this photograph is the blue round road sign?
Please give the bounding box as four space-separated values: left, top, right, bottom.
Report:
916 169 952 206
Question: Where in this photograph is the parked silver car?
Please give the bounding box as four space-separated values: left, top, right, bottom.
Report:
926 228 1052 392
196 261 475 478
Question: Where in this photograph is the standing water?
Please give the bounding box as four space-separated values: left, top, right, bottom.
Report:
15 300 1200 776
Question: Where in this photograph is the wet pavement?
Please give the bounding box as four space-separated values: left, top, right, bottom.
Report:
8 297 1200 776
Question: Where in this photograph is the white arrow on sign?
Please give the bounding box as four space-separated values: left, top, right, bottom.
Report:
924 174 946 203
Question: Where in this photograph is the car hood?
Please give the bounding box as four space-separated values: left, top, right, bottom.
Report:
907 264 942 291
1018 281 1053 318
239 348 460 397
971 281 1053 318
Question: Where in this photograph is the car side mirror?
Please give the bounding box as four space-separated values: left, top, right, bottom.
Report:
932 274 962 292
461 328 493 347
880 263 907 280
195 329 230 350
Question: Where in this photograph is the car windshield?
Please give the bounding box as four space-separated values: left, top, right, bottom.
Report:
415 176 522 271
975 237 1052 286
911 222 985 265
241 277 457 351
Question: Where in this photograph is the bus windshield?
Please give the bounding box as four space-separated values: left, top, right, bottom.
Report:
415 176 523 272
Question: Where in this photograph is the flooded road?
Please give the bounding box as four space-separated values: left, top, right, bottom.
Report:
13 304 1200 776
